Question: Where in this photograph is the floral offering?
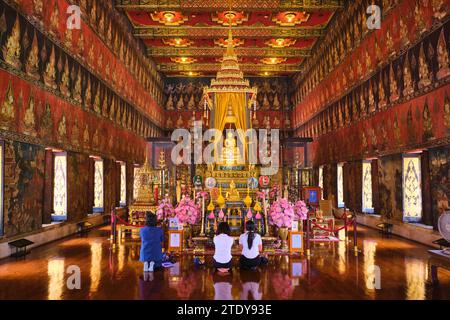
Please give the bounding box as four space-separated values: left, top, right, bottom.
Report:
175 197 201 225
268 198 295 228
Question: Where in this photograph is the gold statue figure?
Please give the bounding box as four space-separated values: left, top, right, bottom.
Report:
3 15 21 69
23 92 36 136
437 29 450 80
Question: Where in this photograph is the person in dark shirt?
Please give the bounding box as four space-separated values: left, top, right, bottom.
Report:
140 212 164 272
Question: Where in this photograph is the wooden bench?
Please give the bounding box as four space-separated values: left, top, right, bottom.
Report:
376 222 393 235
432 238 450 250
428 250 450 286
118 224 141 241
8 239 34 259
77 221 94 236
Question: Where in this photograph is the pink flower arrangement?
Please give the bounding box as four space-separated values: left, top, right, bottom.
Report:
175 197 200 225
268 198 295 228
294 200 309 221
269 185 279 200
156 198 175 221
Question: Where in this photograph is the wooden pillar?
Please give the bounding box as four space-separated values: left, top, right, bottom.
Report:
372 159 380 215
421 151 433 227
42 150 53 224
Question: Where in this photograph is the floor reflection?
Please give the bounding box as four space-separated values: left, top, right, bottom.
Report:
0 226 449 300
89 241 102 294
405 257 427 300
47 257 65 300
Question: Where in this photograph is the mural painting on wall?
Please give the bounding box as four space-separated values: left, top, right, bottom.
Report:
3 141 44 237
8 0 165 119
429 146 450 227
0 1 157 164
163 78 293 111
377 155 403 222
67 152 90 222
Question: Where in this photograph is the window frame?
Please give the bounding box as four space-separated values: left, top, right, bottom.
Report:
119 162 126 207
93 158 104 213
318 165 324 200
337 163 345 208
52 151 68 222
362 160 375 214
402 153 423 223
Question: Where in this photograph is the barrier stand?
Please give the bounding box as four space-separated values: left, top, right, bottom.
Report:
353 216 359 256
110 207 117 249
343 209 348 241
306 209 311 259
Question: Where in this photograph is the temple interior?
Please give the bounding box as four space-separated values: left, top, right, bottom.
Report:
0 0 449 301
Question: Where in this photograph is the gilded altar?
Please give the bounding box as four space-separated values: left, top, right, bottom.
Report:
128 157 158 225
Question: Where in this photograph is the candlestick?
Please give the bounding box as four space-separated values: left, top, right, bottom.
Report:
200 197 205 236
263 195 269 237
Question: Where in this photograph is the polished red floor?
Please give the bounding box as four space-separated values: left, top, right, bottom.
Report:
0 226 449 300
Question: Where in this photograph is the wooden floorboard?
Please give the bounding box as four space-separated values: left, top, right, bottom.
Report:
0 225 448 300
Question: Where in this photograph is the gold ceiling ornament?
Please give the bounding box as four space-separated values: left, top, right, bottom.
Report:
214 37 244 48
212 11 249 26
272 11 310 27
163 38 193 47
261 57 287 65
265 38 297 48
150 11 188 26
171 57 197 64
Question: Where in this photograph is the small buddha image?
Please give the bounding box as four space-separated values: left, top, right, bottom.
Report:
437 29 450 80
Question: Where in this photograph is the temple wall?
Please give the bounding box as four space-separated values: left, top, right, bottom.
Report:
0 0 164 245
293 0 450 230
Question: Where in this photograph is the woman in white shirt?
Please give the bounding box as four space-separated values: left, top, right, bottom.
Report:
213 222 235 273
239 221 264 270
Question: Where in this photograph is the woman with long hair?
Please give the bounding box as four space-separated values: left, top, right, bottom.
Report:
213 222 235 274
239 220 264 270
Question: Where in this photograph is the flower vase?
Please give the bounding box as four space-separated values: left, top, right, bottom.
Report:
278 227 288 251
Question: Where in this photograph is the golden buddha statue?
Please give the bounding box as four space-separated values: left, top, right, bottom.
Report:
226 180 240 201
60 60 70 98
389 63 400 103
72 118 79 146
3 15 21 69
222 131 241 165
418 44 432 89
49 1 59 37
444 94 450 131
394 115 401 145
399 18 410 48
432 0 447 20
26 32 39 80
423 100 434 141
378 78 387 110
24 93 36 136
44 46 57 90
1 81 15 128
437 29 450 80
58 115 66 142
403 55 414 97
